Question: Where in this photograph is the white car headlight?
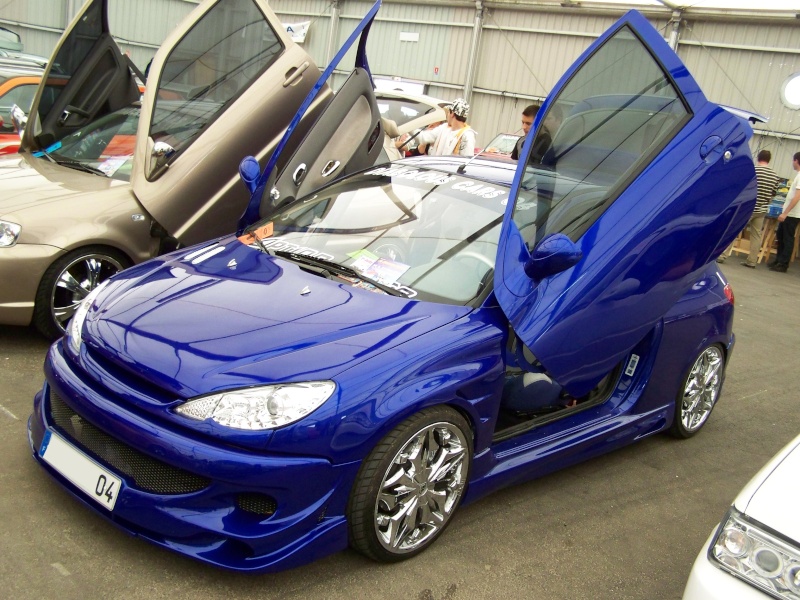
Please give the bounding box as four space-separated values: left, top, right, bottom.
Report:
0 220 21 247
67 280 110 353
175 382 336 430
710 508 800 598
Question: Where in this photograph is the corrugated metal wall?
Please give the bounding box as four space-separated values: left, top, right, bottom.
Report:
678 19 800 176
4 0 799 176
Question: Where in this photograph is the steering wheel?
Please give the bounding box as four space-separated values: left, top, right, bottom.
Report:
453 250 494 269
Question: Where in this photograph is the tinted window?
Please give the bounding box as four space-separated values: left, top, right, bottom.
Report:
149 0 283 155
39 0 103 117
0 83 36 132
514 25 689 246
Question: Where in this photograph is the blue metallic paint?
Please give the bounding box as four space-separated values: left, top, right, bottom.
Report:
494 12 755 398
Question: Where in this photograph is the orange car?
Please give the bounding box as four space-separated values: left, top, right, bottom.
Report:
0 67 43 155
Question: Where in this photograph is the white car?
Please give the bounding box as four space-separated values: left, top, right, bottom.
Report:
683 433 800 599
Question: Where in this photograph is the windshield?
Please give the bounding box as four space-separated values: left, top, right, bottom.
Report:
486 134 520 154
250 165 509 304
47 105 140 180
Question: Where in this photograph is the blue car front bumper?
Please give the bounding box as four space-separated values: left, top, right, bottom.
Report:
28 343 360 573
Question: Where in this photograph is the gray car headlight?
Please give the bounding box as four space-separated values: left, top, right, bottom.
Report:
175 382 336 430
67 280 109 353
0 220 21 247
710 508 800 598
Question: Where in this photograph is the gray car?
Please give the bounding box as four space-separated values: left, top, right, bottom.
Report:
0 0 326 338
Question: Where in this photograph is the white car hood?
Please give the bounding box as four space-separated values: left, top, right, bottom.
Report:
735 433 800 545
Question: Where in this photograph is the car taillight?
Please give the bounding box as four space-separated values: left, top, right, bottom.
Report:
724 283 734 305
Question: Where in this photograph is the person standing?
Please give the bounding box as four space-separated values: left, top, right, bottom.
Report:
770 152 800 273
510 104 540 160
719 150 780 267
414 98 476 157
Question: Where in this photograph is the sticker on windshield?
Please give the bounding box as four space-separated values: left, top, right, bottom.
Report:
238 222 274 245
359 258 409 285
97 156 131 177
449 180 507 200
365 166 455 185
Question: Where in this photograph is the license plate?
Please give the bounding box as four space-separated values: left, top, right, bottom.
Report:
40 430 121 511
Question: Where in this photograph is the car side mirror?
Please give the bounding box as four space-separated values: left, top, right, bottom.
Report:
524 233 582 282
148 141 176 179
10 104 27 138
239 156 260 195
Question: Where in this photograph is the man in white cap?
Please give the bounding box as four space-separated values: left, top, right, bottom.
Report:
413 97 477 157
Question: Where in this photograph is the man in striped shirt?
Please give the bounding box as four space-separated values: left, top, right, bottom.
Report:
719 150 780 267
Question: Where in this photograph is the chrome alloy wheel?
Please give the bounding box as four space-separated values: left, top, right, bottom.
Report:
374 421 469 554
51 253 124 332
680 345 723 433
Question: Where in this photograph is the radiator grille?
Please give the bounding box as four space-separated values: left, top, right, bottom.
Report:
48 391 210 495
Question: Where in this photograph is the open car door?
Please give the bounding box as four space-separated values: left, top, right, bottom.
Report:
21 0 140 151
131 0 323 246
238 0 384 230
495 10 756 398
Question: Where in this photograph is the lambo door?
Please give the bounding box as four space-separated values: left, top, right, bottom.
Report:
238 0 385 228
21 0 140 151
496 10 756 398
131 0 322 246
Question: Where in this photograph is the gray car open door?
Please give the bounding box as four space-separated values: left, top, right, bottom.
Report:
21 0 140 151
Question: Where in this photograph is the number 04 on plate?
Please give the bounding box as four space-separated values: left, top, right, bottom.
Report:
39 430 121 511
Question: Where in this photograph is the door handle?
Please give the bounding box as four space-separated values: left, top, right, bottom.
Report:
321 160 340 177
293 163 307 186
283 62 310 87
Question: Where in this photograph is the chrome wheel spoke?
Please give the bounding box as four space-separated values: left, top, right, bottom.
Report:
55 269 86 297
680 347 723 432
374 419 469 554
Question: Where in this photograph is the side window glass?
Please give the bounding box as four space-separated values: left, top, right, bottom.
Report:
515 25 690 246
149 0 284 155
0 84 37 132
40 0 103 117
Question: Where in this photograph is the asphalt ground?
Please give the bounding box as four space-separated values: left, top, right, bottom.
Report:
1 259 798 600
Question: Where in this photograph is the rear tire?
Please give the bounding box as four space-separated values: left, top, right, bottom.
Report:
348 406 471 562
669 344 724 439
33 246 130 340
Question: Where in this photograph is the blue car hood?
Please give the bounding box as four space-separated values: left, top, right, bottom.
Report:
82 238 470 399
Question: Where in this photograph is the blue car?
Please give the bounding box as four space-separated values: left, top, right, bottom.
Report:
28 1 756 573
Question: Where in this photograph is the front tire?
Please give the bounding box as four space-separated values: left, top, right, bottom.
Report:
669 344 725 439
33 246 130 340
348 406 472 562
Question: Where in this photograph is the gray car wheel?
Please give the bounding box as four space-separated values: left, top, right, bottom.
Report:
349 406 471 562
33 246 129 340
669 344 724 439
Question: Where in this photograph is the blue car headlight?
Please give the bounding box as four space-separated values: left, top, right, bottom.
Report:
67 280 110 353
175 382 336 430
710 508 800 598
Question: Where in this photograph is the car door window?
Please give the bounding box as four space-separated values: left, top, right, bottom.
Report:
514 25 690 247
149 0 284 155
0 83 36 132
37 0 103 120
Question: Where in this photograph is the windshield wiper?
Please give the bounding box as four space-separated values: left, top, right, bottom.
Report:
51 157 107 176
271 250 405 297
